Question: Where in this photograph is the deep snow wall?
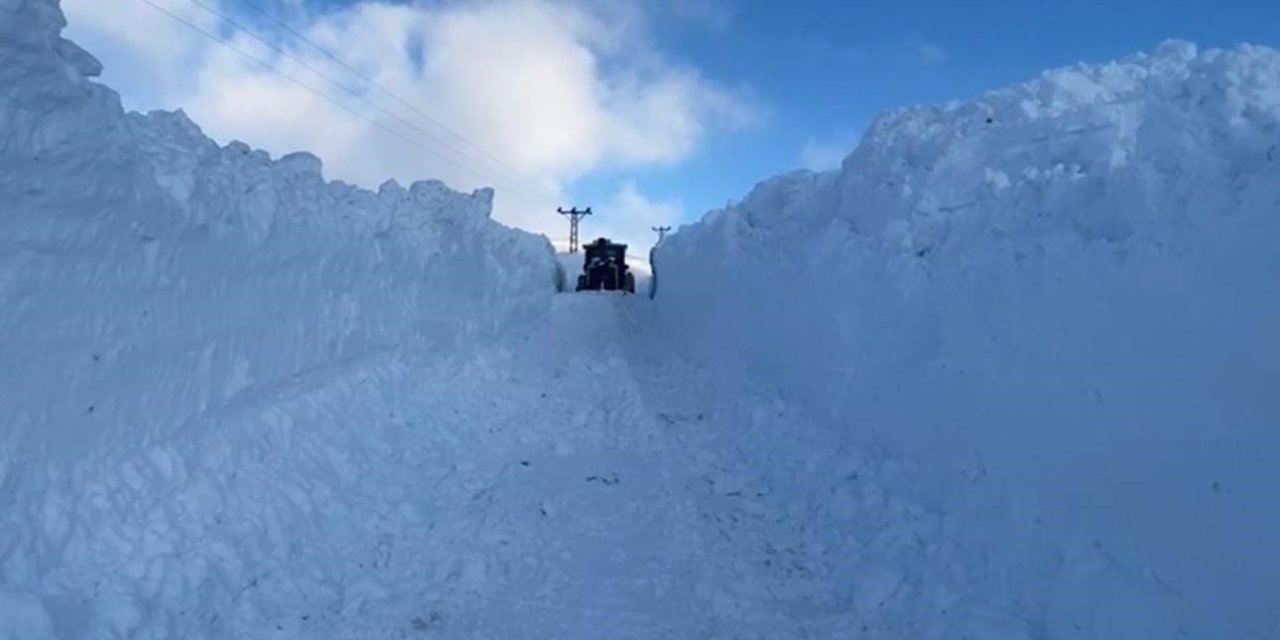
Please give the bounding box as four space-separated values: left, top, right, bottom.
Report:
0 0 554 451
655 41 1280 639
0 0 554 624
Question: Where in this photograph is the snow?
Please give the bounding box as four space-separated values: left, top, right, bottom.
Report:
654 38 1280 640
0 0 557 635
3 0 1278 637
0 0 556 449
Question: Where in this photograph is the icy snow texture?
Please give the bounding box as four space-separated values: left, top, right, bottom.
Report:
1 0 556 634
655 40 1280 639
5 0 1280 637
0 0 555 451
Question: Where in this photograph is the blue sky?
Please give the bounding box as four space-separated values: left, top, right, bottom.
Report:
606 0 1280 222
64 0 1280 248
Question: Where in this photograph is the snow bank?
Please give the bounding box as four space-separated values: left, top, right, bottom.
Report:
0 0 555 449
655 40 1280 639
1 0 554 633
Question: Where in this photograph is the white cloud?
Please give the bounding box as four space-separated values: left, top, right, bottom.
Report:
799 131 862 172
61 0 216 105
600 181 682 252
910 35 946 65
61 0 753 241
544 181 681 259
645 0 736 33
794 32 866 64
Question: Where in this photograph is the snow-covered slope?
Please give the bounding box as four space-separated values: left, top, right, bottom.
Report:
6 0 1279 637
654 40 1280 639
0 0 558 446
1 0 555 634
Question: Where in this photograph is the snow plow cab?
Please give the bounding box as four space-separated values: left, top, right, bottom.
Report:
576 237 636 293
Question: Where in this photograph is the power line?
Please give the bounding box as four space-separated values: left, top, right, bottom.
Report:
558 206 591 253
138 0 511 191
172 0 548 200
231 0 545 196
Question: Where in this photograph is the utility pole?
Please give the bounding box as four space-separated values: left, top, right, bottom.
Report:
558 206 592 253
652 226 671 244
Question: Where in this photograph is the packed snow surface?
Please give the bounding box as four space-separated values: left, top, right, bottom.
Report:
3 0 1279 638
655 39 1280 640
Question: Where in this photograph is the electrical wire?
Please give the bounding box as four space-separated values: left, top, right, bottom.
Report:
177 0 549 199
233 0 538 191
135 0 550 203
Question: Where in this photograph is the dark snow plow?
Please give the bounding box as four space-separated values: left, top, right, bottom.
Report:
576 237 636 293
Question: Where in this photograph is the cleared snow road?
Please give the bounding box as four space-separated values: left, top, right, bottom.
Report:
273 291 1024 640
6 289 1021 640
221 292 800 639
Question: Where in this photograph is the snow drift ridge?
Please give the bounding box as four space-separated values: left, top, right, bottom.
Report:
1 1 555 633
3 0 1279 636
0 0 555 453
655 39 1280 640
